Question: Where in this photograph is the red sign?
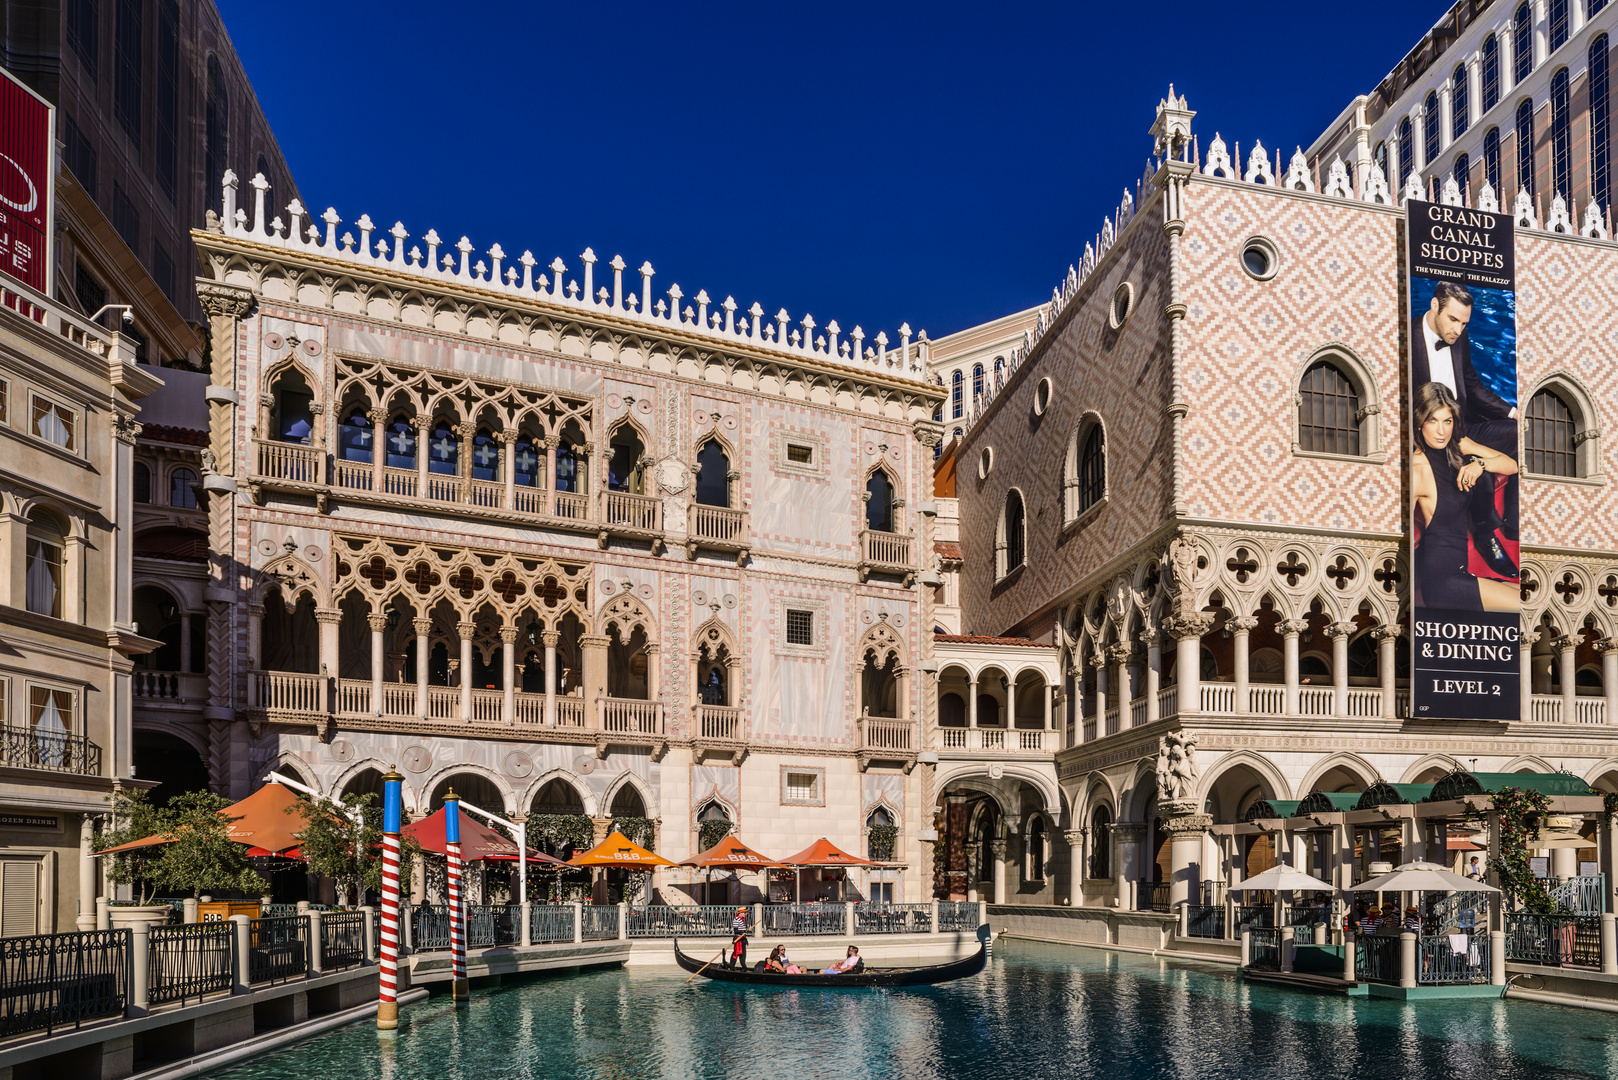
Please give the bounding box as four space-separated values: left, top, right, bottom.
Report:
0 68 53 294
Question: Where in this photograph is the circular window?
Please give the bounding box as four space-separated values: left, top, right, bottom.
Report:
978 447 994 479
1033 377 1053 416
1108 282 1135 329
1240 236 1279 281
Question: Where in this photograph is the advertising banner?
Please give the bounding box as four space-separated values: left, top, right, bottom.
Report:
0 67 53 295
1406 199 1520 721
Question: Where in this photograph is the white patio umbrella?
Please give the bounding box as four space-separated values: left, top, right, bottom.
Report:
1235 861 1337 893
1348 860 1500 894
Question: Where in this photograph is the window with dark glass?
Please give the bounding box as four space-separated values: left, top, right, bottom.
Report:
1373 140 1388 180
471 430 499 483
1398 118 1415 188
1549 0 1569 52
1089 806 1111 879
1517 98 1536 196
133 462 151 503
1552 68 1571 199
340 412 373 463
384 418 416 470
865 470 894 533
62 116 97 201
74 262 105 321
993 357 1005 389
156 0 179 202
1593 37 1611 214
276 391 312 443
971 363 984 400
1592 0 1611 15
67 0 98 80
951 371 963 418
1452 65 1469 140
170 468 197 509
554 444 579 492
205 57 229 214
152 243 175 304
1482 35 1501 113
1079 425 1105 511
1423 92 1440 167
1298 361 1361 456
1525 390 1577 476
1002 490 1025 574
111 183 140 254
694 440 730 507
513 438 539 487
1514 4 1534 84
1484 127 1502 190
785 609 814 646
114 0 142 143
1453 154 1471 194
427 424 458 476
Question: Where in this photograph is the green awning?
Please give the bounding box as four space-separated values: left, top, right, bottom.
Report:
1243 799 1302 822
1356 782 1435 809
1425 770 1595 802
1296 791 1362 814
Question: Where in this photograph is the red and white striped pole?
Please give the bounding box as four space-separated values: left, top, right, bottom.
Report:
377 767 404 1031
445 790 468 1003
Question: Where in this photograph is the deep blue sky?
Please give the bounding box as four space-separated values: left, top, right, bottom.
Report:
219 2 1450 340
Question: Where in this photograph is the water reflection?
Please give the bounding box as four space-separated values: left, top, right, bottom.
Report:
201 941 1611 1080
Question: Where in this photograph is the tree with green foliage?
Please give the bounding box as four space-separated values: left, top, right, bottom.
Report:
153 790 270 899
287 791 419 906
95 788 169 904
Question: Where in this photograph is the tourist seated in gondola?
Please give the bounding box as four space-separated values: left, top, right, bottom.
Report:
822 946 863 974
763 945 788 973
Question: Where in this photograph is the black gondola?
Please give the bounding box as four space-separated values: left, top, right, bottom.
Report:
674 927 989 987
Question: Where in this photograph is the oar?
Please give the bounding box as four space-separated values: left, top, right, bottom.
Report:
686 950 725 984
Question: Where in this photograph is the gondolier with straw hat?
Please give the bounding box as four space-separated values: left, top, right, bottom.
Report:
727 907 749 969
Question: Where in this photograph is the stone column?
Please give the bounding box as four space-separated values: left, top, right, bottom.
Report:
1437 81 1453 150
1109 643 1133 727
1522 625 1542 721
1165 615 1212 714
1599 639 1618 725
369 612 389 716
542 629 561 725
543 436 560 516
1091 656 1107 727
414 617 432 718
724 657 742 711
457 620 475 721
1278 619 1307 715
1114 823 1144 911
967 677 979 728
501 625 519 724
1501 27 1517 96
368 407 387 490
1328 621 1355 716
1534 0 1548 68
990 838 1007 905
1556 635 1579 721
1063 829 1085 906
645 643 662 701
581 634 610 718
1041 678 1052 730
1229 616 1257 713
77 815 97 930
1143 632 1162 722
413 416 432 495
500 428 518 509
1374 625 1401 718
1162 803 1211 909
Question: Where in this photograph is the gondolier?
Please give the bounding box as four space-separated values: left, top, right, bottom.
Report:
675 928 990 988
727 907 749 969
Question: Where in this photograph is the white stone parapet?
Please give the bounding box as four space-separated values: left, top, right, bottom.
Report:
213 171 929 382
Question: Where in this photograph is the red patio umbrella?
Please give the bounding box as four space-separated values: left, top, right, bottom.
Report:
404 805 565 864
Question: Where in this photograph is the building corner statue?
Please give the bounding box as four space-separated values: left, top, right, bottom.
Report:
1156 731 1199 816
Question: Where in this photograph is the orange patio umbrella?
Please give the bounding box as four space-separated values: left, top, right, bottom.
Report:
779 837 881 904
568 831 677 867
680 836 784 869
95 781 308 857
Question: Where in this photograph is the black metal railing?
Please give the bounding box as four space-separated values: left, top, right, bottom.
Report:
1419 934 1490 984
0 929 127 1038
248 916 309 985
1145 882 1172 913
530 903 575 944
580 905 620 941
1285 905 1327 933
148 923 235 1004
853 903 933 935
410 905 450 950
1186 904 1226 939
761 904 845 936
937 901 978 933
321 911 367 970
1355 934 1401 984
1504 913 1602 968
0 727 102 775
464 905 496 948
1247 926 1281 971
1234 904 1274 930
626 905 736 938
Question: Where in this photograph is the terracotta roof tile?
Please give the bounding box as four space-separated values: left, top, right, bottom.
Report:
933 633 1054 649
933 541 962 561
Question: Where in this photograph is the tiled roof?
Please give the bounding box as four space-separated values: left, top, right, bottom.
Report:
933 541 962 561
933 633 1054 649
141 424 208 446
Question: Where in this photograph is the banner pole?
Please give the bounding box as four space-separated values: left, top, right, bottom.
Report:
377 766 404 1031
446 790 469 1003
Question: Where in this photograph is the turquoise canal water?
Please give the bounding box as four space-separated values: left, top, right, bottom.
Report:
202 942 1618 1080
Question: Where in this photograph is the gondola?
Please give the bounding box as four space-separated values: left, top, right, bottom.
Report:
674 928 989 987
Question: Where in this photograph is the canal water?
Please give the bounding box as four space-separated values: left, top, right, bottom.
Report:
202 941 1618 1079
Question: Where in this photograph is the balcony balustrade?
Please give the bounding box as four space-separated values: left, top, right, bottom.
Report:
858 529 912 581
856 714 917 771
599 697 663 735
131 671 207 704
694 704 743 741
0 728 102 775
933 726 1049 753
687 504 748 563
255 440 323 485
247 670 326 714
603 490 661 533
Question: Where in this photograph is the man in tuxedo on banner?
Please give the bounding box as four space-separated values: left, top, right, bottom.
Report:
1410 279 1519 579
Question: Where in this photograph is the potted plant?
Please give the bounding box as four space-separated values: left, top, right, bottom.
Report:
96 789 179 928
96 789 268 927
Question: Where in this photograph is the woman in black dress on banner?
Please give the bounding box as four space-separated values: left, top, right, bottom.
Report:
1410 381 1519 612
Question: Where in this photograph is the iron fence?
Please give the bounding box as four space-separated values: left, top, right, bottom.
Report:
248 916 309 985
530 904 575 944
1504 913 1602 968
626 905 736 937
411 906 451 950
1286 906 1327 933
1235 905 1274 930
0 929 127 1038
1247 927 1280 971
1418 933 1490 984
580 905 620 941
1548 875 1607 915
464 905 496 948
1145 883 1172 913
853 903 933 935
0 726 102 775
321 911 367 970
761 904 845 936
937 901 977 933
1355 933 1401 984
148 923 235 1005
1186 905 1226 940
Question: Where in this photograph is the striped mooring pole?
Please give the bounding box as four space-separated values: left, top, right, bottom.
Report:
377 767 404 1031
445 790 469 1003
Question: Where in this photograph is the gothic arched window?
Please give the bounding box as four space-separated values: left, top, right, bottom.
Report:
1525 389 1577 477
1513 5 1534 84
384 418 416 470
1517 98 1536 196
998 490 1026 578
1482 35 1500 113
1593 36 1612 214
695 440 730 507
1298 361 1362 456
1483 127 1502 191
1398 117 1415 188
1423 91 1441 167
1551 68 1572 200
865 469 895 533
1451 64 1469 140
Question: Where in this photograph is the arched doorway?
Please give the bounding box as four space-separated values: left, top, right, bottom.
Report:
132 730 207 805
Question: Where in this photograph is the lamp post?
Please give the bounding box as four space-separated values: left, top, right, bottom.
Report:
445 791 469 1003
377 767 404 1031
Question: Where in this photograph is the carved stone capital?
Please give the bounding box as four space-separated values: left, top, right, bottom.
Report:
541 630 562 648
1276 618 1310 638
196 281 255 321
989 839 1007 858
1062 829 1086 846
1553 634 1582 654
1371 624 1404 643
367 613 391 633
499 626 521 644
1162 613 1214 640
456 621 476 637
1226 616 1259 634
313 607 342 625
1326 621 1357 641
112 415 143 444
1596 637 1618 656
367 407 389 425
912 421 944 449
1111 823 1145 842
412 617 433 636
1106 642 1136 666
